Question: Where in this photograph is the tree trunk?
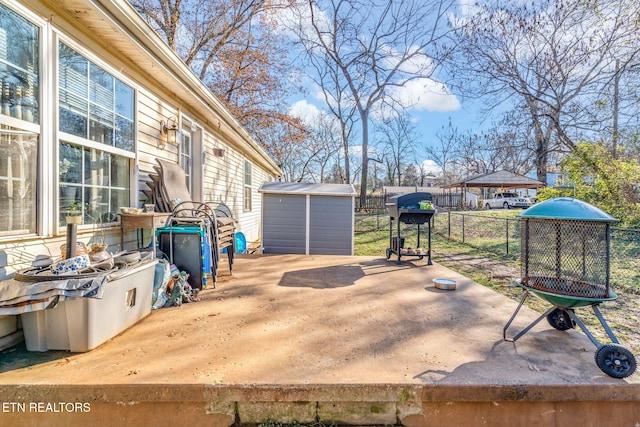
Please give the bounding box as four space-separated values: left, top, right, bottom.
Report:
341 122 350 183
534 131 548 185
360 110 369 207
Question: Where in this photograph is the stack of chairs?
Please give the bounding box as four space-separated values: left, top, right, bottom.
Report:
145 159 236 289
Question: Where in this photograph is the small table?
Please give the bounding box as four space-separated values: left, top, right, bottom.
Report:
120 213 170 255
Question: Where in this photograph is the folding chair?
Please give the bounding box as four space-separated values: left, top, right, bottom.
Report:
150 159 236 288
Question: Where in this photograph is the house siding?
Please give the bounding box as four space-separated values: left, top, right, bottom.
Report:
0 0 281 345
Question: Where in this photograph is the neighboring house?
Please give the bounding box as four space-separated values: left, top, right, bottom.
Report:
525 171 565 192
0 0 281 344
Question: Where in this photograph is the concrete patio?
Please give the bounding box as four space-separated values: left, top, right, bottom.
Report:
0 254 638 426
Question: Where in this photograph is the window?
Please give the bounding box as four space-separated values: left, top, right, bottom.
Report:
0 4 39 124
244 160 252 211
59 143 130 225
0 4 39 236
59 43 134 150
179 125 192 192
0 128 38 235
58 43 134 226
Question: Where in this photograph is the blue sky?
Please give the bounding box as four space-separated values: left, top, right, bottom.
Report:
281 0 485 173
287 77 482 173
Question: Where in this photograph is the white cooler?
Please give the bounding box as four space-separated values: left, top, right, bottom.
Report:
21 260 157 352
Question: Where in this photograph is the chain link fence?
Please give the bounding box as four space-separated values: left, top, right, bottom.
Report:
355 210 639 292
354 210 388 233
431 211 639 291
432 211 522 258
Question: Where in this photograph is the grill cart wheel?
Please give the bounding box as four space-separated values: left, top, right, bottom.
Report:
386 248 392 259
595 344 637 379
546 308 575 331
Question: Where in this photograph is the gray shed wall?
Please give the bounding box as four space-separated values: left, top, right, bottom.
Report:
309 196 353 255
262 194 306 254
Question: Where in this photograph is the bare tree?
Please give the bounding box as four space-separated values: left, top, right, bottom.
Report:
288 0 456 204
128 0 303 147
376 112 418 186
447 0 640 184
130 0 267 78
303 50 358 183
598 62 640 158
260 116 312 182
424 118 462 185
308 113 344 182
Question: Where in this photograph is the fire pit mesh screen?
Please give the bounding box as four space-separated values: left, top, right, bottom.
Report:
521 219 611 299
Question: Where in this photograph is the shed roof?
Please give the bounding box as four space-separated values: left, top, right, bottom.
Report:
259 182 356 197
443 170 544 189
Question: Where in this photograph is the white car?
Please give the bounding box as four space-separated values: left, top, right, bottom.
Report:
485 192 532 209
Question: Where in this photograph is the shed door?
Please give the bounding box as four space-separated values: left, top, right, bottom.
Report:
263 194 306 254
309 196 353 255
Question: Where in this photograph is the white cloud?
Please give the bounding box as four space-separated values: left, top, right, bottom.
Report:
393 78 461 112
421 159 440 176
373 78 461 121
289 99 323 125
379 44 436 75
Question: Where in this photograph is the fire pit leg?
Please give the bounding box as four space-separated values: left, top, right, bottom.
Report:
503 290 553 342
590 305 620 344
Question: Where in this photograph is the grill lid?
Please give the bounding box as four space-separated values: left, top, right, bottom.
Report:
519 197 617 222
388 192 433 209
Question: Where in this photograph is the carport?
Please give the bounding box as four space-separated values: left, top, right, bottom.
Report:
443 170 545 207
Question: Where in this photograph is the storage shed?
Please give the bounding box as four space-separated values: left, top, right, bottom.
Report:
259 183 356 255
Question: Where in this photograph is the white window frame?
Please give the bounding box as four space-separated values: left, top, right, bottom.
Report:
54 33 137 233
179 117 193 193
0 1 47 240
243 159 252 212
0 1 140 240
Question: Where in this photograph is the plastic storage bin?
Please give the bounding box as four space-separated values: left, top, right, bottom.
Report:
20 260 157 352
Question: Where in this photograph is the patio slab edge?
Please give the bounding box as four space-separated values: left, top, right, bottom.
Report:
0 383 639 426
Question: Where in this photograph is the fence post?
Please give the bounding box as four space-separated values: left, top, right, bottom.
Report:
506 218 509 255
448 211 451 239
462 213 465 243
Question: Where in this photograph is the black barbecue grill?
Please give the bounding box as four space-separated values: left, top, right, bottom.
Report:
386 192 435 265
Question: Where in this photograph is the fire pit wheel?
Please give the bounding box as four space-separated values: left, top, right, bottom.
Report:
546 308 575 331
594 344 637 379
